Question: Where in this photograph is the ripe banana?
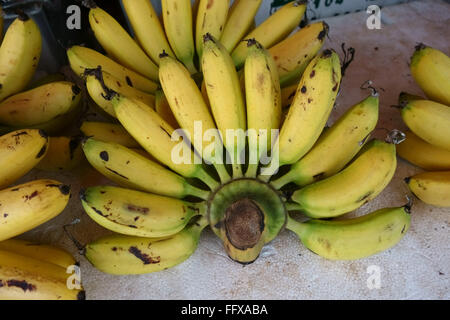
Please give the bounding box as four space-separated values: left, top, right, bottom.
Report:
201 34 246 177
410 44 450 106
85 68 155 118
82 137 210 200
286 205 411 260
231 1 307 68
244 39 281 177
281 82 298 108
220 0 262 52
36 136 84 171
159 54 230 183
272 94 379 188
0 82 81 126
195 0 230 62
0 239 77 269
88 6 158 81
155 90 179 129
0 129 48 189
81 185 207 237
0 13 42 102
397 130 450 170
67 45 158 93
290 139 397 218
406 171 450 207
122 0 174 65
267 49 342 176
84 217 208 275
401 99 450 151
269 21 328 87
0 250 84 300
0 179 71 242
80 121 140 148
161 0 197 74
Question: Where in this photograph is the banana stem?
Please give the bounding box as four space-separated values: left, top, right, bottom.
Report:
184 59 198 75
213 162 231 183
285 215 306 239
232 163 243 178
285 201 303 211
196 168 220 191
186 185 211 201
245 163 258 178
270 171 294 190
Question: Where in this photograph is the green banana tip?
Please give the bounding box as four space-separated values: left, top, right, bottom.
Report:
414 43 428 52
203 33 214 44
246 38 261 49
158 50 170 59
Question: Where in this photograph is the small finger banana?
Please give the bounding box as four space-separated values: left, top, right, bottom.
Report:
80 121 140 148
290 139 397 218
82 138 209 200
81 185 207 237
272 94 379 188
0 180 71 242
406 171 450 207
410 44 450 106
0 250 84 300
0 129 48 189
286 205 411 260
401 99 450 151
84 217 208 275
0 82 81 127
36 136 84 171
0 13 42 101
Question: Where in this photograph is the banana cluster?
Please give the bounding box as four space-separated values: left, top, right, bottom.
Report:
69 1 414 275
397 45 450 207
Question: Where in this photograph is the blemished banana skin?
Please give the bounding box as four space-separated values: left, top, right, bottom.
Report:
406 171 450 207
0 180 71 242
84 217 208 275
0 82 81 126
35 136 84 171
272 94 379 188
0 250 85 300
410 44 450 106
0 13 42 102
401 99 450 151
81 186 207 237
80 121 140 148
0 129 49 189
290 139 397 219
231 0 307 68
67 45 159 94
287 205 411 260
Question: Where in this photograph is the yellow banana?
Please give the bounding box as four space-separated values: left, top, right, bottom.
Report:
67 45 158 93
0 239 77 269
286 205 411 260
290 139 397 218
0 129 48 189
155 90 179 128
84 217 208 275
231 1 307 68
85 68 155 118
161 0 197 74
220 0 262 52
0 81 81 126
36 136 84 171
82 137 210 200
267 49 342 175
281 82 298 108
122 0 174 65
244 39 281 177
81 185 207 237
195 0 230 62
80 121 140 148
159 54 230 183
0 179 70 242
0 13 42 101
397 130 450 170
410 44 450 106
201 34 246 177
269 21 328 87
406 171 450 207
272 94 379 188
401 99 450 151
88 6 158 81
0 250 84 300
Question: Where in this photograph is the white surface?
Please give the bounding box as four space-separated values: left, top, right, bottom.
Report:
18 0 450 300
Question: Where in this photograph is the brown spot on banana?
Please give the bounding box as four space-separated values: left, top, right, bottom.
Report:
128 246 161 265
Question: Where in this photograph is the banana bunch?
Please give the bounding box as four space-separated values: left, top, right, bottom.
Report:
76 23 411 273
0 239 84 300
397 45 450 207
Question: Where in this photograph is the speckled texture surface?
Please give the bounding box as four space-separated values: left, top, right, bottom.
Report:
16 0 449 299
